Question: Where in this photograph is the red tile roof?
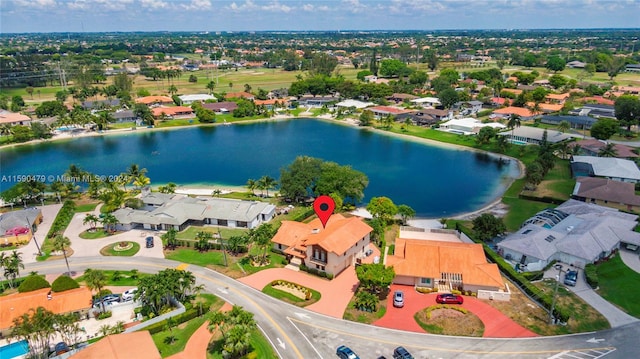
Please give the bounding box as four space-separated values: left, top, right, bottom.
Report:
368 106 411 115
387 239 505 290
70 332 161 359
492 106 536 118
0 287 92 329
135 96 173 105
272 214 372 256
151 106 194 117
225 92 254 99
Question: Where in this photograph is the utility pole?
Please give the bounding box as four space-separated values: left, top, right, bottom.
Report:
27 217 42 257
549 265 563 324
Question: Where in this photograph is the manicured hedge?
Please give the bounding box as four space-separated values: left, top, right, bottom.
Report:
291 208 315 222
584 263 598 288
144 308 200 335
18 275 51 293
47 200 76 239
51 275 80 292
299 264 334 279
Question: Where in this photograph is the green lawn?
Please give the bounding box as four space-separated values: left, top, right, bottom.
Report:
75 203 100 212
177 226 249 240
166 248 228 267
99 242 140 256
79 229 111 239
261 282 321 307
206 329 278 359
596 253 640 318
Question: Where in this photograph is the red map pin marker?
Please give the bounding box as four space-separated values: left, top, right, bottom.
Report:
313 195 335 229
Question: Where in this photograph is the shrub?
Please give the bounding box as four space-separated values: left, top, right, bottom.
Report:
585 263 598 288
18 275 51 293
97 311 112 320
51 275 79 292
451 289 462 295
46 200 76 239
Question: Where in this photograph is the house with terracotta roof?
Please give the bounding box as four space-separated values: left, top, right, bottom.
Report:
492 106 537 120
151 106 194 119
0 110 32 126
271 214 372 276
572 177 640 212
254 98 289 109
134 96 173 106
225 92 255 100
387 235 506 296
545 93 571 104
69 332 161 359
0 287 92 335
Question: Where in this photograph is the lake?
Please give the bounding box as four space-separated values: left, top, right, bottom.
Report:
0 118 519 217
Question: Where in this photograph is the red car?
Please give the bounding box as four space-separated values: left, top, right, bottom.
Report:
436 293 464 304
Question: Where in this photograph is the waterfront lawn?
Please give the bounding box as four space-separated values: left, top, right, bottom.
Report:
596 253 640 318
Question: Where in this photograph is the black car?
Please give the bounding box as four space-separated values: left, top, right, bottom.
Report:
393 346 414 359
54 342 70 355
146 236 154 248
336 345 360 359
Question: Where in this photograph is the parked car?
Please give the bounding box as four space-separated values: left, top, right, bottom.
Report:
54 342 70 355
393 346 414 359
145 236 154 248
336 345 360 359
564 270 578 287
436 293 464 304
93 293 121 308
121 287 138 301
393 290 404 308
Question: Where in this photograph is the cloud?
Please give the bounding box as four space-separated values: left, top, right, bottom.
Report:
139 0 169 10
228 0 259 11
12 0 57 8
182 0 212 10
228 0 293 13
302 4 330 12
260 1 292 13
341 0 368 13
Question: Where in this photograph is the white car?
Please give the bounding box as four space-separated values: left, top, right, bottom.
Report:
121 288 138 302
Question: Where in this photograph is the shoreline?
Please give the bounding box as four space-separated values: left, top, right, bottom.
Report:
2 113 521 220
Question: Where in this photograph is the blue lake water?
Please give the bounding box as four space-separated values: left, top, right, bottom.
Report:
0 118 519 217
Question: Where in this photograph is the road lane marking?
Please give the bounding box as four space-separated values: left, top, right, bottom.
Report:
288 317 616 356
176 263 189 270
287 317 323 359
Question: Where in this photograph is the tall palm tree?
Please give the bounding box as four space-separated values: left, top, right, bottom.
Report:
598 143 618 158
1 251 25 288
84 268 107 311
506 114 522 142
258 175 277 198
101 213 119 233
52 236 72 276
246 179 257 196
558 120 571 133
133 173 151 189
206 81 216 95
168 85 178 96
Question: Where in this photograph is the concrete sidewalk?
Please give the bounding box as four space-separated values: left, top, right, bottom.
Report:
544 262 638 328
619 249 640 274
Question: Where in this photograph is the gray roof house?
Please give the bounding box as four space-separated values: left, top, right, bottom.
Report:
113 193 276 231
572 176 640 211
497 200 640 271
570 156 640 183
497 126 573 145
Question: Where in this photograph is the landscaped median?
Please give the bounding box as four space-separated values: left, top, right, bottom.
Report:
262 280 321 307
414 304 484 337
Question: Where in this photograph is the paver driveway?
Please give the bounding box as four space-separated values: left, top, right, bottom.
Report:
374 284 538 338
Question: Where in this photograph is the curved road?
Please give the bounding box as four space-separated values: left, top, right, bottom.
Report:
24 257 635 359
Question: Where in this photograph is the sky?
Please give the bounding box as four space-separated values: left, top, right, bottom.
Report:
1 0 639 33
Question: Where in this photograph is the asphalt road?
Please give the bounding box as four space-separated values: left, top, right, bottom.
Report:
25 257 635 359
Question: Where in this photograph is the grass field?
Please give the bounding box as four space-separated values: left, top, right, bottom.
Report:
76 269 149 287
99 241 140 256
596 253 640 318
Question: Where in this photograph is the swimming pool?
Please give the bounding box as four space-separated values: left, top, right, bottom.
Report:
0 340 29 359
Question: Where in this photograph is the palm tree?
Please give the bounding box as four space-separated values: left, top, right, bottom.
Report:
558 120 571 133
244 84 252 93
101 213 118 233
212 189 222 197
168 85 178 96
206 81 216 95
83 214 99 231
1 251 24 288
598 143 618 158
52 236 72 276
208 311 229 339
133 173 151 189
246 179 257 196
257 175 277 198
84 268 107 311
506 113 522 141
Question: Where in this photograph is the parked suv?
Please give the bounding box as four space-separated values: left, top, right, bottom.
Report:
393 346 414 359
145 236 154 248
564 270 578 287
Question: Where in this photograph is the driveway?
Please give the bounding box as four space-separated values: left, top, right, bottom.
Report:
544 262 638 328
239 267 358 318
374 284 537 338
16 203 63 264
64 206 164 259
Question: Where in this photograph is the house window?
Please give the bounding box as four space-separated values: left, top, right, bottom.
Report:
316 264 320 269
420 278 432 286
278 244 282 250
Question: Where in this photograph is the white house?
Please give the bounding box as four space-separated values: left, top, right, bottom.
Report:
570 156 640 183
335 99 374 109
178 94 217 105
410 97 441 108
439 118 505 135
